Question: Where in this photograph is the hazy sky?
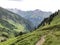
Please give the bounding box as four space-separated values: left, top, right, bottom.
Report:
0 0 60 12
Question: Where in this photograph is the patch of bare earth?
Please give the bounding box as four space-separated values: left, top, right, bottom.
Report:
36 35 46 45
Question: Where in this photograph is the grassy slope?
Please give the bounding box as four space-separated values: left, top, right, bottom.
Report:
0 7 26 39
42 10 60 45
7 20 26 32
0 10 60 45
0 7 35 40
0 7 35 32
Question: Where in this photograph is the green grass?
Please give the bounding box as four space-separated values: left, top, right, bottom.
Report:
7 20 27 32
0 29 49 45
1 23 60 45
43 30 60 45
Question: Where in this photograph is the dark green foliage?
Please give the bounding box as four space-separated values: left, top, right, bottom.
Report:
2 34 8 38
38 11 58 28
15 32 24 37
0 19 16 30
0 38 7 42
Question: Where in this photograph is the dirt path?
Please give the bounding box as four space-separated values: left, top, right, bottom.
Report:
36 35 46 45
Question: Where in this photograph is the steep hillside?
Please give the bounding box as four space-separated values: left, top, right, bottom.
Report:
8 9 52 27
1 10 60 45
0 7 35 42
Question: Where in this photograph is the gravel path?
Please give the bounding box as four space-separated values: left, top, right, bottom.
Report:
36 35 46 45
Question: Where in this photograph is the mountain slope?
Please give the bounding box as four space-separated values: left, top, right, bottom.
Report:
8 9 52 27
0 10 60 45
0 7 35 42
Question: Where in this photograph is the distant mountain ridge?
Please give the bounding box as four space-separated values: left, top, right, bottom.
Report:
8 8 52 27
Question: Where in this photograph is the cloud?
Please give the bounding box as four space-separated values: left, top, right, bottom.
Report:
8 0 22 1
0 0 60 12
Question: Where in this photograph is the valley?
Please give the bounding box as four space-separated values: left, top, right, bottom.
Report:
8 9 52 27
0 7 60 45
